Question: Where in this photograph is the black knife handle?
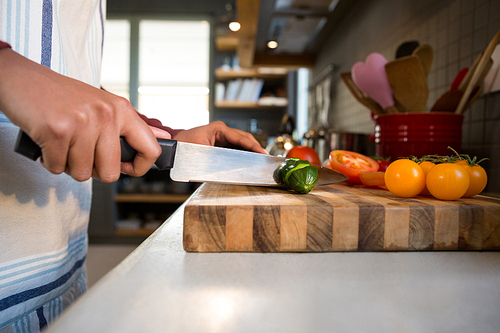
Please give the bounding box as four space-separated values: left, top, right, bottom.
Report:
120 137 177 171
14 130 177 171
15 130 42 161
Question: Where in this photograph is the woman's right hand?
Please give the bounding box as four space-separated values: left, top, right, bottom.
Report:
0 48 165 183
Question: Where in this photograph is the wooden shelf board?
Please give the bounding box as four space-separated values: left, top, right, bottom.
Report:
214 101 288 108
215 68 287 80
114 228 155 237
216 36 239 51
115 193 190 203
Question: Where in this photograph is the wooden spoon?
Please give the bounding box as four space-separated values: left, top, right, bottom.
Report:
430 89 464 112
458 52 482 92
455 28 500 115
395 40 419 58
412 44 434 76
341 72 385 115
432 56 492 112
462 85 482 111
385 55 429 112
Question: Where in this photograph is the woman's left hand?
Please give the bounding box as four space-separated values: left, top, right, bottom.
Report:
173 121 267 154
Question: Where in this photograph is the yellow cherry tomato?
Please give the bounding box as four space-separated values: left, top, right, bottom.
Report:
418 161 435 195
426 163 470 200
455 160 488 197
385 159 426 198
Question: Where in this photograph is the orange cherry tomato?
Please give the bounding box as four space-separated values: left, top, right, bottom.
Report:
455 161 488 197
286 146 321 165
418 161 436 195
426 163 470 200
329 150 379 184
385 159 425 198
359 172 386 187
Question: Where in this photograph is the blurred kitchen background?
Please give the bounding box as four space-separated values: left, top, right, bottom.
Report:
87 0 500 284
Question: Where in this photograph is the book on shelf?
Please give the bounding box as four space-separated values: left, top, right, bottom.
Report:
215 82 225 102
220 78 265 103
224 79 243 101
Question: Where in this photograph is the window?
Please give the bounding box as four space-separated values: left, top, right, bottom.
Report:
101 20 130 100
101 18 210 130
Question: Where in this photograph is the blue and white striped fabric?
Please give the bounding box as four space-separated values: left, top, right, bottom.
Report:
0 1 105 332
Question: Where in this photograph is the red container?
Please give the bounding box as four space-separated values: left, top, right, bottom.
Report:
374 113 463 160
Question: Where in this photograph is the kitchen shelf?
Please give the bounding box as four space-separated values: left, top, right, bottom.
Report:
114 193 190 203
214 100 288 108
215 36 238 52
114 228 157 237
215 68 288 80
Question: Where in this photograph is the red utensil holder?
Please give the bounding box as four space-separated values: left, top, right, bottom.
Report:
374 113 463 160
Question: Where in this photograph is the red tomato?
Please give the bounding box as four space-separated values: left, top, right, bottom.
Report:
372 157 391 171
359 172 386 187
329 151 379 184
378 160 391 172
286 146 321 165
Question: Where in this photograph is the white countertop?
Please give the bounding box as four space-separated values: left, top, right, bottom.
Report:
48 202 500 333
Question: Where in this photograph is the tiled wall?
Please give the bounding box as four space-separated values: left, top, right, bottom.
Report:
313 0 500 193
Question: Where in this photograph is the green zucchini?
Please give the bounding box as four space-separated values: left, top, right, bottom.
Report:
286 165 318 194
275 158 319 194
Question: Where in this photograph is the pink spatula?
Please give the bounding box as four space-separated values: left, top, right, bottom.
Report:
352 53 399 114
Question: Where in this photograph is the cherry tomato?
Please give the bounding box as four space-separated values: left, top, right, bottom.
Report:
418 161 436 195
329 151 379 184
359 172 385 187
385 159 425 198
372 157 391 171
377 160 391 172
426 163 470 200
286 146 321 165
455 161 488 197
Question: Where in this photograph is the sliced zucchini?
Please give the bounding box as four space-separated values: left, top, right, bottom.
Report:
274 157 319 194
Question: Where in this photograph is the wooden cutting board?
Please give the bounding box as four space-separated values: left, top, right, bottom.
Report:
183 183 500 252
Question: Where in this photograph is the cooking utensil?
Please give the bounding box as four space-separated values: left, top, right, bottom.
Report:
340 72 385 115
455 30 500 114
430 89 464 112
455 29 500 115
412 44 434 76
458 52 482 92
461 84 482 112
385 55 429 112
14 131 348 186
450 67 468 90
432 58 492 112
184 182 500 252
431 83 484 112
395 40 419 59
351 53 399 114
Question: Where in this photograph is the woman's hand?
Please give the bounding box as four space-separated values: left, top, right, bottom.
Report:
0 48 167 183
173 121 267 154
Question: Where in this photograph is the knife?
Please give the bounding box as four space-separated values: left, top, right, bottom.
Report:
14 130 348 186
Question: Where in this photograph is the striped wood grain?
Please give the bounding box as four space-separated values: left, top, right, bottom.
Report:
183 183 500 252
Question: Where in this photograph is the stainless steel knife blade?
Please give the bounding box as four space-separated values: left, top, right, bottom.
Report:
167 141 348 186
